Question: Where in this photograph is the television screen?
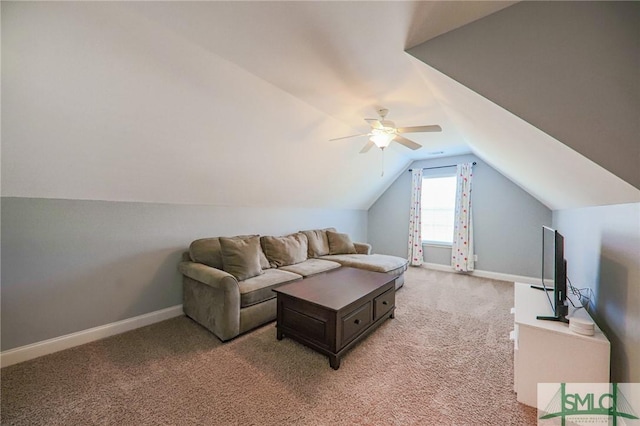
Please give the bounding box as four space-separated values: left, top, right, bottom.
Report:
536 226 569 323
542 226 556 289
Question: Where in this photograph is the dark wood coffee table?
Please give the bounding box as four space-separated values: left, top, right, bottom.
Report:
273 267 396 369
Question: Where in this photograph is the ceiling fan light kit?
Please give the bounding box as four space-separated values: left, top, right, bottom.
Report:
331 108 442 153
369 128 396 148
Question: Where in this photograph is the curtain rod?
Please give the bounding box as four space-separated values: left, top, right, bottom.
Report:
408 161 476 172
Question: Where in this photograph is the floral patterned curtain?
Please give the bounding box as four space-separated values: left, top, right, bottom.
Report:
408 169 424 266
452 163 474 272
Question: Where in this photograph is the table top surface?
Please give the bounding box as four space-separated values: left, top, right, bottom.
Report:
273 267 395 311
514 282 609 344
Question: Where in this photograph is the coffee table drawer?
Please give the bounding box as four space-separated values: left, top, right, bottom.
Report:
374 288 395 320
282 307 327 344
341 301 372 346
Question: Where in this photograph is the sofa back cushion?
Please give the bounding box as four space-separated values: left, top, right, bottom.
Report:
189 237 223 269
219 236 264 281
190 236 270 270
261 233 308 267
327 230 358 255
300 228 336 258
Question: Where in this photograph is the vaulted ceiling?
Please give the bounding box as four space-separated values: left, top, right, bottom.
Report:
3 1 638 211
408 1 640 209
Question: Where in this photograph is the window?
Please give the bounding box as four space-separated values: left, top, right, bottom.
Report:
421 174 456 245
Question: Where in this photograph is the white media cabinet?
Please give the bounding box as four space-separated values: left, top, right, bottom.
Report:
511 282 610 407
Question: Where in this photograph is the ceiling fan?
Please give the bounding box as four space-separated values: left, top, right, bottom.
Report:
330 108 442 153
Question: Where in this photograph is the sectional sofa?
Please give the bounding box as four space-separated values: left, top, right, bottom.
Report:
178 228 408 341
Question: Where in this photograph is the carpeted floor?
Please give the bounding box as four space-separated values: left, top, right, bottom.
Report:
1 267 537 425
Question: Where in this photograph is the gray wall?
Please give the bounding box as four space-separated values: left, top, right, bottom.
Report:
0 197 367 351
408 1 640 190
368 154 552 278
553 203 640 383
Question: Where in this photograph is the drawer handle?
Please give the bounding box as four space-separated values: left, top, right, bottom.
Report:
354 319 361 325
382 301 388 306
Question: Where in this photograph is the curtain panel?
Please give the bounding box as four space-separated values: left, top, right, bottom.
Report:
407 169 424 266
452 163 474 272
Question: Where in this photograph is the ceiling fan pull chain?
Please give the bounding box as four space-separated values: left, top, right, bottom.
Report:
381 148 385 177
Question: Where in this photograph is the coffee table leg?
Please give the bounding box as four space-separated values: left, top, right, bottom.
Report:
330 355 340 370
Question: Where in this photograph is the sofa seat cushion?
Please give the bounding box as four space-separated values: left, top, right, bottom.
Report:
279 258 341 277
320 254 409 276
239 269 302 308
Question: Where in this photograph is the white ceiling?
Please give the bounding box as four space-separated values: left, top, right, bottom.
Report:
4 1 638 210
126 2 513 127
121 1 513 161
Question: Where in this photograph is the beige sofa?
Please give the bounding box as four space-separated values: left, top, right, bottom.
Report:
178 228 408 341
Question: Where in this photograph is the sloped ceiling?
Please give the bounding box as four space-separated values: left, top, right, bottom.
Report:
411 60 640 210
3 1 637 211
407 1 640 207
1 1 511 210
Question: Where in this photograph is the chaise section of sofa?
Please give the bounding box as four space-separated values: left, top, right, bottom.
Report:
303 228 408 289
320 254 408 289
178 229 408 341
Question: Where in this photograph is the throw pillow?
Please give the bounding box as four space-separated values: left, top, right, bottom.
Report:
235 234 271 270
300 228 336 258
261 233 308 267
327 231 357 255
190 235 270 270
219 236 264 281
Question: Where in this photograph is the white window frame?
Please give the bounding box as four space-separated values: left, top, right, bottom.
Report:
420 172 457 247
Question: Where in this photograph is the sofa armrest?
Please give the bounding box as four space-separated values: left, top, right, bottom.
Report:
179 261 242 341
354 242 372 255
178 261 239 291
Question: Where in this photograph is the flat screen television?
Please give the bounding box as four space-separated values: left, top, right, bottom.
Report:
531 226 569 323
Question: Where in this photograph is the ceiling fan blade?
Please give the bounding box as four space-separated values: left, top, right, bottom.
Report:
393 135 422 150
396 125 442 133
360 140 375 153
364 118 383 130
329 133 368 141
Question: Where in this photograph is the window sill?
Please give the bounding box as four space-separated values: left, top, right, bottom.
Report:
422 242 452 248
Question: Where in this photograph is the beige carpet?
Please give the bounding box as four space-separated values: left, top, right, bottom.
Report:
1 267 537 425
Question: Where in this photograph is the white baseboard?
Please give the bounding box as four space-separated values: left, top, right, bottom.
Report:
422 263 538 285
1 304 184 368
0 265 537 368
